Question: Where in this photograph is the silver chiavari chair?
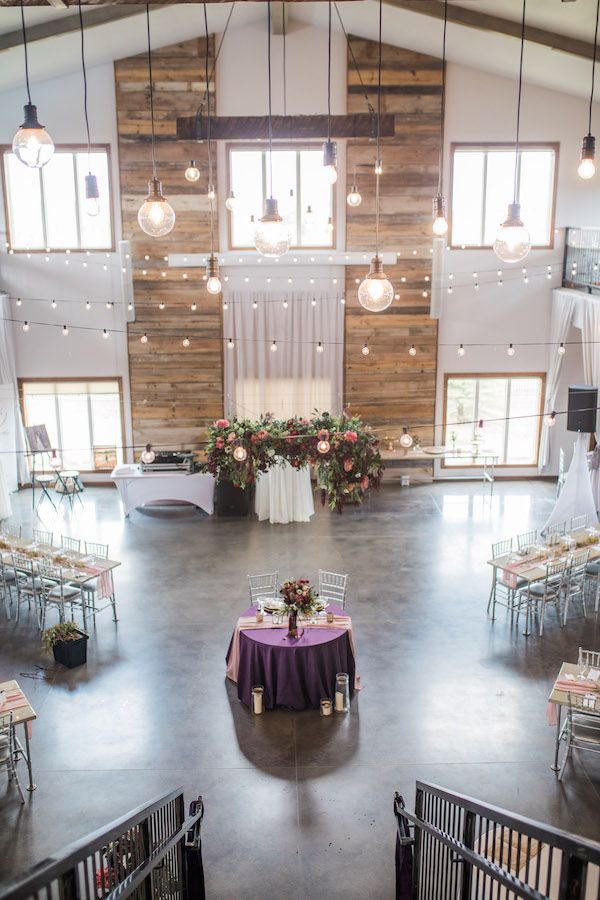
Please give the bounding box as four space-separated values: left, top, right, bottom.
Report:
37 562 85 631
517 559 567 636
488 539 522 617
0 554 20 620
557 691 600 781
60 535 81 553
0 711 25 804
82 541 117 624
11 553 43 626
516 530 538 551
248 572 279 607
563 550 591 624
578 647 600 669
2 523 21 540
546 521 567 538
318 570 348 610
570 514 590 532
32 529 53 547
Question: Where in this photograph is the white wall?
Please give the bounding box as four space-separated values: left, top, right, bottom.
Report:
435 62 600 478
0 63 133 477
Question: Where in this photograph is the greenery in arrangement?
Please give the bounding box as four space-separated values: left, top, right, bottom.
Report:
280 578 320 615
203 411 384 512
42 621 86 653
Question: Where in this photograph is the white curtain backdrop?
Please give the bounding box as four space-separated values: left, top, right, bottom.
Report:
539 290 577 470
580 297 600 444
541 434 598 533
0 294 29 490
223 291 344 420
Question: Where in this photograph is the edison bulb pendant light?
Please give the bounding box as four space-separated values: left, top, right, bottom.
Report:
225 191 236 212
184 160 200 183
493 202 531 263
254 197 291 258
13 103 54 168
432 195 448 236
138 177 175 237
347 184 362 207
322 140 338 184
233 445 248 462
578 134 596 180
85 173 100 217
358 255 394 312
205 253 222 295
399 427 413 449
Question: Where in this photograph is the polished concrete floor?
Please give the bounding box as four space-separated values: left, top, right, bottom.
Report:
0 479 599 898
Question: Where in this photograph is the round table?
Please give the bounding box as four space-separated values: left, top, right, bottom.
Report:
227 605 355 711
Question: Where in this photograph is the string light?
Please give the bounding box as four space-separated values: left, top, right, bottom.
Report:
16 298 22 306
106 301 114 309
102 329 109 339
227 337 234 349
558 342 566 355
182 336 190 348
317 439 330 454
316 341 324 353
22 321 29 332
283 299 288 309
191 302 197 311
158 302 165 310
507 342 516 357
51 300 56 309
252 300 258 310
184 160 200 182
233 445 248 462
270 340 278 353
546 411 557 427
362 342 370 356
409 344 417 356
62 325 69 336
399 427 413 449
457 344 465 356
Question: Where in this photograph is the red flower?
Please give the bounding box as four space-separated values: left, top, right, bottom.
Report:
215 419 230 429
361 475 370 490
215 437 225 449
343 458 353 472
344 431 358 443
317 429 329 440
227 432 237 443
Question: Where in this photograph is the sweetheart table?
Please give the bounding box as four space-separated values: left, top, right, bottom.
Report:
225 604 359 710
254 462 314 524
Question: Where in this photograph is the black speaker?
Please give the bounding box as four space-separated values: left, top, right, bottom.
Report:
567 385 598 433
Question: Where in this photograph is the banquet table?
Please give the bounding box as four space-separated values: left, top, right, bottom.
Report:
547 661 600 771
111 464 215 517
0 679 37 790
486 527 600 587
255 462 314 524
0 536 121 591
225 604 358 710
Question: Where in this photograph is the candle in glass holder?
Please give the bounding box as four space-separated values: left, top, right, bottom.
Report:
334 673 350 713
326 611 334 624
320 698 333 717
255 609 264 623
251 685 264 714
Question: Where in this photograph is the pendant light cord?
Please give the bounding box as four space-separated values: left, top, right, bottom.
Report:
588 0 600 135
282 1 287 118
20 0 31 106
203 2 215 255
145 5 157 180
327 0 332 142
267 0 273 199
333 3 374 116
437 0 448 196
77 0 92 171
375 0 382 258
513 0 527 204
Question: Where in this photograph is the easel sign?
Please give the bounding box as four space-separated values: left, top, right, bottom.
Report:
25 425 53 511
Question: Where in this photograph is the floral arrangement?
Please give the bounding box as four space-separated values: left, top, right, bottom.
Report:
280 578 319 615
204 411 384 512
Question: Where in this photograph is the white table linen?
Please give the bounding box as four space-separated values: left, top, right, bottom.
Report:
111 465 214 516
255 462 314 524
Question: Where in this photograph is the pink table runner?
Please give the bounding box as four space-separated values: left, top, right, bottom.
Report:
547 677 600 726
0 688 33 737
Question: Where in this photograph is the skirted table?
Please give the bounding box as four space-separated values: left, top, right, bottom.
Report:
226 605 359 710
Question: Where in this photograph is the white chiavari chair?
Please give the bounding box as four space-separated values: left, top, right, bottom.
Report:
248 573 279 607
32 529 53 547
38 562 85 631
0 711 25 804
563 550 591 624
570 514 590 532
557 691 600 781
82 541 116 624
11 554 43 626
2 523 21 540
516 530 538 551
516 559 567 636
318 570 348 610
60 535 81 553
578 647 600 669
488 539 522 617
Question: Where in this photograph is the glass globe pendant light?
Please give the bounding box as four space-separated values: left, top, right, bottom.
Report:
137 6 175 238
358 0 394 312
78 0 100 217
205 253 221 295
225 191 236 212
254 2 290 258
184 160 201 183
431 0 449 237
12 1 54 169
494 0 530 265
578 0 599 180
347 168 362 208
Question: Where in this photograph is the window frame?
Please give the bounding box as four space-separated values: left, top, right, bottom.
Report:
441 371 546 469
18 376 125 473
448 142 559 251
1 143 115 253
225 141 337 251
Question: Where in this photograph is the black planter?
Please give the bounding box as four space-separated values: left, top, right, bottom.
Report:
52 633 88 668
215 479 251 517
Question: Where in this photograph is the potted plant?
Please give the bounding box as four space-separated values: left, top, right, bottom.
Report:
42 621 88 668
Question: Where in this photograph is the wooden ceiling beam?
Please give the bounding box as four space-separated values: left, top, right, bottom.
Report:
0 4 147 51
176 113 393 141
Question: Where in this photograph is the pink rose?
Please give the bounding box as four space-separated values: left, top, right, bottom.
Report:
215 437 225 449
344 431 358 443
317 429 329 440
215 419 229 429
299 418 310 426
361 475 370 490
343 458 353 472
227 432 237 443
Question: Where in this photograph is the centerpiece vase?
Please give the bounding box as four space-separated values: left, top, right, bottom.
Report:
287 609 298 639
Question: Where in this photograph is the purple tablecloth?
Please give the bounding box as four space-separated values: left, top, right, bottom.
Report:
226 605 356 711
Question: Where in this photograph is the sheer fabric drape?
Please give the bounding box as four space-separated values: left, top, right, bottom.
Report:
539 290 576 470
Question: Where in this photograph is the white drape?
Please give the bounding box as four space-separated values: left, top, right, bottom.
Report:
223 291 344 420
541 434 598 533
0 294 29 490
580 297 600 444
539 290 577 470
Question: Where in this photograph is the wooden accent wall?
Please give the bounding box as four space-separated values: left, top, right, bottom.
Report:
114 36 223 451
344 39 441 446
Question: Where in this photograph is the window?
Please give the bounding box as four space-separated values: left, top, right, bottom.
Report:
450 144 557 248
2 147 113 251
443 374 544 466
20 379 123 471
228 145 334 249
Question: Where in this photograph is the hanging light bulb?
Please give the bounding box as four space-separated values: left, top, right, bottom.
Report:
361 342 371 356
184 160 200 183
227 337 234 350
16 298 22 307
270 340 278 353
316 341 324 353
409 344 417 357
558 342 566 355
347 184 362 207
493 202 531 263
327 216 334 233
140 333 148 344
22 321 29 332
432 195 448 236
507 342 516 357
205 254 222 294
322 140 338 185
457 343 465 356
304 204 314 222
207 183 216 202
254 198 291 258
578 135 596 180
51 299 57 309
191 302 197 311
85 174 100 217
12 103 54 169
62 325 69 336
475 418 484 437
546 411 557 427
358 256 394 312
374 159 383 176
225 191 236 211
138 178 176 237
317 439 330 454
102 329 109 340
182 336 190 348
399 427 413 449
233 445 248 462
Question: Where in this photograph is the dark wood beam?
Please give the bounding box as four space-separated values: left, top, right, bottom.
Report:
176 113 393 141
384 0 598 62
0 4 157 51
